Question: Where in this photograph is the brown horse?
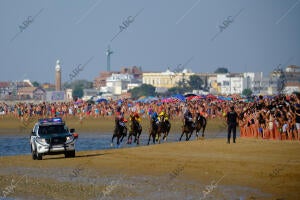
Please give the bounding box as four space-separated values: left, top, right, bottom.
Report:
179 120 195 141
127 116 142 145
111 121 127 147
156 115 171 143
147 118 158 145
188 115 207 140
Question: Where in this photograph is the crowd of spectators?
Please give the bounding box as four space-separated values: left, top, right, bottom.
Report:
0 92 299 140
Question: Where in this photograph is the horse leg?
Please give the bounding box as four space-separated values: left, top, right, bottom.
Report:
136 133 140 145
112 134 115 143
147 132 151 145
186 132 190 141
158 133 161 144
179 130 185 141
202 124 206 137
111 134 116 146
152 132 156 144
117 135 120 147
127 134 132 144
163 132 167 141
195 129 199 140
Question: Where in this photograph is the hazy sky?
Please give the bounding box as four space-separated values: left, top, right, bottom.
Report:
0 0 299 83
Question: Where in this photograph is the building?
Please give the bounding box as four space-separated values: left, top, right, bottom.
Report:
143 68 194 91
216 73 246 95
284 65 300 94
94 66 143 89
102 73 140 95
17 87 46 100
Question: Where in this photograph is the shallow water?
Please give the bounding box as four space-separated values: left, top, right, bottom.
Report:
0 132 228 157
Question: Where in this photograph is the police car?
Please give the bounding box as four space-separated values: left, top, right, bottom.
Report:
30 117 78 160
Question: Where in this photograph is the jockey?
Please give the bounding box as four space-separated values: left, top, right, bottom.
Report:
151 111 159 123
158 109 171 131
129 112 142 131
158 110 168 122
115 110 126 135
184 108 194 128
134 112 141 123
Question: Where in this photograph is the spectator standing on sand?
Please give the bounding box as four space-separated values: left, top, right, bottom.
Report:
295 93 300 140
226 106 238 144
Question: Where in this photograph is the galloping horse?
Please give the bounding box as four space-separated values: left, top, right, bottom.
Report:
147 118 158 145
179 115 207 141
193 114 207 139
179 120 195 141
127 115 142 145
111 120 127 146
156 115 171 143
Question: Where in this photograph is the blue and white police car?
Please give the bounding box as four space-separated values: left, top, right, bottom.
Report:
30 117 78 160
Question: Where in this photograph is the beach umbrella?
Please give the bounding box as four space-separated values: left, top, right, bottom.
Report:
206 94 217 99
184 93 197 97
86 99 95 104
171 94 186 102
96 98 108 103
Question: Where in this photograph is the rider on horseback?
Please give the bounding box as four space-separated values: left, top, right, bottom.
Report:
130 112 142 131
151 111 159 124
184 107 194 128
158 110 168 122
115 107 126 135
158 109 171 131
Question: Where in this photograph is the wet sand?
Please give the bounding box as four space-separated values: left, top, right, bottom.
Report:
0 138 300 200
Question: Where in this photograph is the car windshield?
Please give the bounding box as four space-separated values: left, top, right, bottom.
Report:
38 125 68 135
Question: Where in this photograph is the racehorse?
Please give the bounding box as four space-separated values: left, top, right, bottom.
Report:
192 114 207 139
111 120 127 146
148 118 158 145
179 120 195 141
179 115 207 141
127 115 142 145
156 115 171 143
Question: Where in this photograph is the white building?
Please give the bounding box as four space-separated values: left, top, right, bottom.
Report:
102 73 138 95
217 73 246 95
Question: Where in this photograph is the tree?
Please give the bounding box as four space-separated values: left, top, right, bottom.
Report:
214 67 229 74
63 80 92 98
32 81 40 87
73 86 83 98
129 84 156 99
167 86 186 95
187 75 203 90
242 88 253 97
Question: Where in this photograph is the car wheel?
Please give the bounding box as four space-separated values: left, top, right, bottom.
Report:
70 150 75 157
31 146 37 160
36 152 42 160
65 150 75 158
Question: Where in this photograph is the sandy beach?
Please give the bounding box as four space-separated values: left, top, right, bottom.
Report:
0 137 299 200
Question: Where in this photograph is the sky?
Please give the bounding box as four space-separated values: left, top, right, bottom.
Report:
0 0 299 84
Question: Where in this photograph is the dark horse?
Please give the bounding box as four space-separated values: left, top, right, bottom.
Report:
111 121 127 146
148 118 158 145
192 114 207 139
127 116 142 145
179 115 207 141
179 120 195 141
156 115 171 143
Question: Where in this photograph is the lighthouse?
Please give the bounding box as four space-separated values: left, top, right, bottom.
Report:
55 60 61 91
